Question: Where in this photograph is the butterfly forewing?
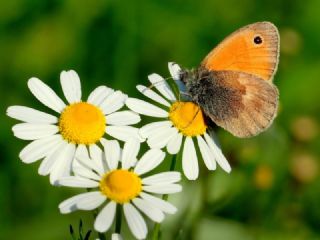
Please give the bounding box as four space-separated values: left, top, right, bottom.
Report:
201 22 279 82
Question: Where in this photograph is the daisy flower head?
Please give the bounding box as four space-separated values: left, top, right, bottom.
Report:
58 138 181 240
7 70 142 185
126 63 231 180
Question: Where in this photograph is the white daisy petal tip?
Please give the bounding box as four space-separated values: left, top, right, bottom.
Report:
134 148 165 175
132 198 165 223
168 62 182 80
111 233 123 240
147 73 176 101
27 77 40 86
182 137 199 180
125 98 168 118
121 138 141 169
94 201 117 233
148 73 164 83
204 133 231 173
135 85 171 107
6 106 58 124
107 110 141 126
224 165 232 174
60 69 81 104
100 90 126 115
27 77 66 113
123 203 148 239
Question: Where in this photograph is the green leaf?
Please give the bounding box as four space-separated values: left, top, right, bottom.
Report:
69 225 76 240
84 230 92 240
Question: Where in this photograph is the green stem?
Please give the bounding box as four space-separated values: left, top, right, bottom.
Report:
97 232 106 240
152 154 178 240
115 204 122 234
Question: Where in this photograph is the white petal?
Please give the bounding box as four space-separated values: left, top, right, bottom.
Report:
58 176 99 188
28 77 66 113
167 132 183 154
76 192 106 211
94 201 117 233
168 62 182 81
87 86 114 106
126 98 168 118
107 126 143 142
107 110 141 126
123 203 147 240
140 192 177 214
19 135 63 163
134 149 165 175
182 137 199 180
139 121 172 139
143 184 182 194
142 172 181 185
7 106 58 124
112 233 123 240
100 91 126 115
60 70 82 103
132 198 164 223
148 73 176 101
89 144 107 172
12 123 59 140
73 144 89 173
103 140 120 170
59 191 106 214
204 133 231 173
197 136 216 170
49 143 76 185
72 162 101 181
75 144 89 159
121 138 140 169
136 85 170 107
76 155 105 176
147 127 178 149
38 140 67 175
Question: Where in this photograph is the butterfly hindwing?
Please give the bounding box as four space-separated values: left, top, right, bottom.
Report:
190 70 279 137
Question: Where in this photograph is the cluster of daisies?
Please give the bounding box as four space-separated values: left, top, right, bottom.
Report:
6 63 230 240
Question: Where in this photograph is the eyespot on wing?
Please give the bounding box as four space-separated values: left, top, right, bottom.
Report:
201 22 280 82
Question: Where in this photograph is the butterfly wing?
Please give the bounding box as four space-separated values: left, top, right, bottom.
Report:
201 22 279 82
194 70 279 137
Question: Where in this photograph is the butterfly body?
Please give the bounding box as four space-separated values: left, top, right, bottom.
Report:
179 21 280 138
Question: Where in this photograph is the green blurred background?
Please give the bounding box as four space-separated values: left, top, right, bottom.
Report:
1 0 320 239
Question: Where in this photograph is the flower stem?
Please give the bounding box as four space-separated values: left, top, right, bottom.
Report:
115 204 122 234
152 154 177 240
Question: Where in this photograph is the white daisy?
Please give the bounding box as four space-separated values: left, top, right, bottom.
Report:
7 70 142 185
58 138 181 240
126 63 231 180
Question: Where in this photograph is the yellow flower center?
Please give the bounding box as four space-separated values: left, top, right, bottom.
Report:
59 102 106 144
169 101 207 137
100 169 142 204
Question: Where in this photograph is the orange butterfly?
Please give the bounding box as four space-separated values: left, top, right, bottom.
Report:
180 21 279 138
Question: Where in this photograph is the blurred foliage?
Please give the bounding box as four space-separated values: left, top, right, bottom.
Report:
1 0 320 239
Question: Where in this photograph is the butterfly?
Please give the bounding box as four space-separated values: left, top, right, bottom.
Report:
179 21 280 138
